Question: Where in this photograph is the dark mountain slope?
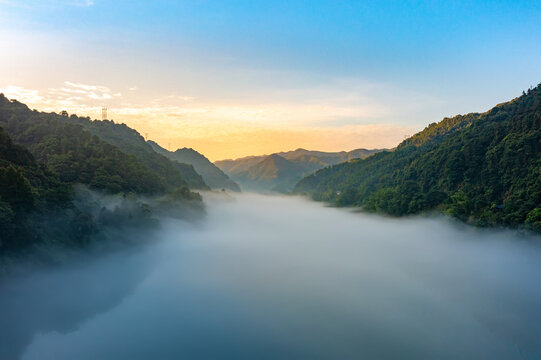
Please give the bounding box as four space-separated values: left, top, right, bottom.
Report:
149 141 239 191
215 156 266 175
233 154 300 192
278 148 381 165
294 84 541 231
170 162 209 190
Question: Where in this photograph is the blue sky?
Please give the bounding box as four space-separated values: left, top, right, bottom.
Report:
0 0 539 159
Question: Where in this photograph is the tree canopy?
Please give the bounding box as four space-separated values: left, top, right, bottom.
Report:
295 84 541 231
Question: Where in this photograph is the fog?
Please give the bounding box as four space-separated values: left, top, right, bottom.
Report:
2 193 541 359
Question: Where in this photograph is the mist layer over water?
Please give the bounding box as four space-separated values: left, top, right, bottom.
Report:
3 193 541 359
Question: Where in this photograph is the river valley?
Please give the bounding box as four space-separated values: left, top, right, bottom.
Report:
2 193 541 359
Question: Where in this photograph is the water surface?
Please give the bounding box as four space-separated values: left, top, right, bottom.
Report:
3 193 541 359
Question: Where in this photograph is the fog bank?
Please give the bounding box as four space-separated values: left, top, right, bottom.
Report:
2 193 541 359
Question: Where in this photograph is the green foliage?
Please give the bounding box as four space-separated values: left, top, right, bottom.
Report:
0 199 15 245
169 186 203 202
61 117 190 191
0 96 166 194
0 96 204 256
0 165 34 210
295 84 541 230
365 187 401 215
526 207 541 231
0 125 73 250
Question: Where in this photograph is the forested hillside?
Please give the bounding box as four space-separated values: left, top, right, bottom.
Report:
148 141 239 191
59 115 210 190
0 96 173 194
294 85 541 231
0 124 94 251
0 125 69 236
0 95 203 256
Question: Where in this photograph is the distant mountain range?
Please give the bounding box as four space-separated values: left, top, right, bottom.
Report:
215 148 384 192
148 141 240 192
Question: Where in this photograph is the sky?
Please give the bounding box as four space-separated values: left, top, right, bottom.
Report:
0 0 539 161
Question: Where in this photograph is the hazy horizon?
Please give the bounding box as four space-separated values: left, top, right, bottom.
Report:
1 0 539 160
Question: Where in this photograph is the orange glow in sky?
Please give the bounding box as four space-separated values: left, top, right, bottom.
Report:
1 1 537 160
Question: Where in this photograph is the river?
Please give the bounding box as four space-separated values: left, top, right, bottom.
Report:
2 193 541 359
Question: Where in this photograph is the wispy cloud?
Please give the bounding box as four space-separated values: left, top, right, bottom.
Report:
1 82 120 111
0 81 416 130
0 81 420 160
49 81 120 102
0 85 46 104
63 81 109 92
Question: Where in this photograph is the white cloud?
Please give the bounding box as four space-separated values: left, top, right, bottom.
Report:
0 81 121 113
1 85 46 104
50 81 117 101
64 81 110 93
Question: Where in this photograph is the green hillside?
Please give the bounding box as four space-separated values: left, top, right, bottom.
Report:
0 95 203 255
294 85 541 231
0 95 166 194
0 124 95 252
58 115 201 190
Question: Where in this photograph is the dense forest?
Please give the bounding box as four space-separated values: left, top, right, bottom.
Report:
0 96 169 194
61 115 209 190
0 95 203 258
294 85 541 231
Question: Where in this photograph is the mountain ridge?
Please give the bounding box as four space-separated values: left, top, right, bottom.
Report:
215 148 384 193
148 141 240 191
57 116 211 190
